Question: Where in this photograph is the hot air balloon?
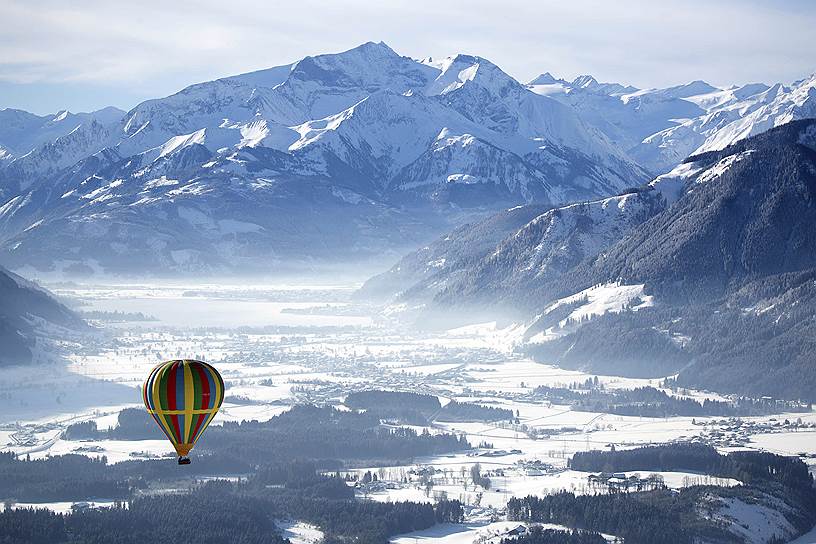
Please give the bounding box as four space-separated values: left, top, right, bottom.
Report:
142 359 224 464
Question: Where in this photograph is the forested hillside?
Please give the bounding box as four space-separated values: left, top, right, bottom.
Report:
368 120 816 400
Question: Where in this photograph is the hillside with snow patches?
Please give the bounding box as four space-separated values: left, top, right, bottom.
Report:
0 42 813 275
361 152 703 311
364 120 816 400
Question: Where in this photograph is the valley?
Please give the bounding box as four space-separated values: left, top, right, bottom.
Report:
2 281 815 543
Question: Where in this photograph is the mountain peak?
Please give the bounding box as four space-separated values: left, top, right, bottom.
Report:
529 72 562 85
425 53 519 96
334 41 399 60
664 79 719 98
572 74 599 89
732 82 771 99
566 75 637 96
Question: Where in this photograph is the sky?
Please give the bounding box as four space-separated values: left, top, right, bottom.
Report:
1 0 814 115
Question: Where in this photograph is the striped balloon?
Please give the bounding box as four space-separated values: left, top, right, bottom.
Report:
142 360 224 457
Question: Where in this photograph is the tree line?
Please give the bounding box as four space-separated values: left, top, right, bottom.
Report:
0 459 466 544
67 404 471 467
531 384 809 418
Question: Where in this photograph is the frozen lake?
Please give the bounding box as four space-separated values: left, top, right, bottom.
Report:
53 283 372 328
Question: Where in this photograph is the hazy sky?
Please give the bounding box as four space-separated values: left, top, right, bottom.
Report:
1 0 814 115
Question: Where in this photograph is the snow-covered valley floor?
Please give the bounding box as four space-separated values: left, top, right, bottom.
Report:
1 281 814 542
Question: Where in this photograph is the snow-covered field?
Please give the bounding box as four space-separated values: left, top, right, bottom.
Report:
275 520 324 544
703 493 800 544
357 467 738 509
390 521 617 544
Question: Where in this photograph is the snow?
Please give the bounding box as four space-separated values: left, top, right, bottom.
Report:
494 190 657 287
141 176 179 190
0 195 25 218
331 186 365 205
23 219 43 232
393 522 552 544
647 160 703 202
527 67 814 174
529 283 652 343
697 76 816 154
363 466 738 510
694 150 754 185
289 106 356 151
707 494 797 544
391 521 617 544
749 430 816 457
42 438 174 464
425 56 483 96
17 43 802 278
81 179 123 200
177 205 214 228
232 119 298 150
275 520 324 544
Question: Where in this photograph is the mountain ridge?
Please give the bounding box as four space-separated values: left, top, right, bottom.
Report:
1 42 814 277
0 42 649 276
362 120 816 400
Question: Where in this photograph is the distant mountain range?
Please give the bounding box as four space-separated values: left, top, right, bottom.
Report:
361 120 816 401
1 41 813 276
529 72 816 174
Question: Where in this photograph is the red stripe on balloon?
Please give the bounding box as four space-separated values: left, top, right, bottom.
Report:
196 364 211 409
166 362 181 441
190 413 207 444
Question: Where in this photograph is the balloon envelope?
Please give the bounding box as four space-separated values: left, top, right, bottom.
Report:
142 359 224 457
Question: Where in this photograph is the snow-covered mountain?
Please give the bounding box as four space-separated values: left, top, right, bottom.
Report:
364 120 816 400
1 42 814 276
359 158 699 314
0 107 124 161
355 203 552 305
528 72 816 174
0 42 650 276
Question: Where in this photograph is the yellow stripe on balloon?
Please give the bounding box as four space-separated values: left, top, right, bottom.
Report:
146 408 214 415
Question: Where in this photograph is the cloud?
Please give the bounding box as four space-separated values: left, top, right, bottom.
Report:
1 0 814 113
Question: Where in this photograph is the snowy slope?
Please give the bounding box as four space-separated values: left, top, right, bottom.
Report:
0 266 84 366
368 169 697 313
